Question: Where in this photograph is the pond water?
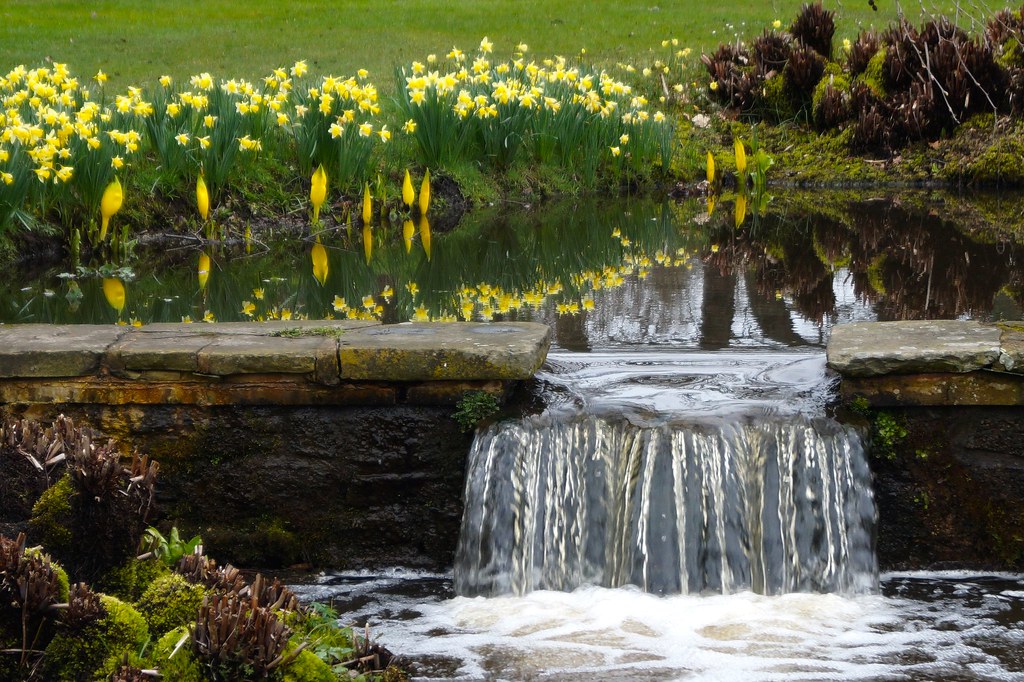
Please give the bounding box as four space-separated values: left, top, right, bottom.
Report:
7 190 1024 680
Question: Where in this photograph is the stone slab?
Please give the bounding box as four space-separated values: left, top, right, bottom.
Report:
337 322 552 381
105 332 211 373
196 334 337 377
827 320 1002 377
0 324 126 377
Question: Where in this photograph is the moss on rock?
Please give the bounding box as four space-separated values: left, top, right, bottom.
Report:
29 473 75 557
858 47 888 98
45 594 149 681
100 556 170 602
150 625 205 682
281 648 338 682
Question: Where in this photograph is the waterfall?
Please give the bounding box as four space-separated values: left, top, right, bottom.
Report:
455 414 876 597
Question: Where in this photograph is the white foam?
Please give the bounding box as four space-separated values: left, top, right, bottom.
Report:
292 573 1024 681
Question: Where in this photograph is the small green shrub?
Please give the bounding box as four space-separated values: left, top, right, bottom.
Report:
452 391 500 432
873 411 908 461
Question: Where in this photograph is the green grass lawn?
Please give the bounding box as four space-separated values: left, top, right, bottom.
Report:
0 0 997 88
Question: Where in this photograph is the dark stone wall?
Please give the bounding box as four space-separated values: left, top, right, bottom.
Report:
11 403 474 571
867 407 1024 570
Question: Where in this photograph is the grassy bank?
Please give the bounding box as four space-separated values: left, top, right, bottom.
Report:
1 1 979 88
2 0 1022 265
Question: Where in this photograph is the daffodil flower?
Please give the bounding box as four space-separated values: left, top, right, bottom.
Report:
99 176 123 242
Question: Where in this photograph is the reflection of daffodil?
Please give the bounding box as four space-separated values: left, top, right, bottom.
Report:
102 278 126 313
403 219 415 254
311 240 328 286
198 253 211 290
419 214 431 260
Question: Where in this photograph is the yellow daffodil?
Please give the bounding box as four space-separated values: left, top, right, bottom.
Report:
402 169 415 210
196 173 210 222
419 169 431 215
419 214 431 261
734 139 747 177
310 164 327 224
332 295 348 313
102 278 125 313
241 301 256 316
706 152 716 184
253 287 265 300
198 252 211 291
203 310 216 323
99 176 123 242
311 239 328 286
361 182 372 225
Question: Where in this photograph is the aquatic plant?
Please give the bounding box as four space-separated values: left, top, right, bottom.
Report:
139 526 203 567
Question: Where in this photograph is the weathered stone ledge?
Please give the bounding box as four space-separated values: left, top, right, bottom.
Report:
827 320 1024 406
0 320 551 406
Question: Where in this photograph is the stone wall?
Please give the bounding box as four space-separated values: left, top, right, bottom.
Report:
9 402 475 570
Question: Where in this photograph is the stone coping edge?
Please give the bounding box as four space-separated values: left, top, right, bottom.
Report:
826 320 1024 378
0 320 552 384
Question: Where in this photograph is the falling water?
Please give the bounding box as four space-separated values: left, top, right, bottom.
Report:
455 414 876 598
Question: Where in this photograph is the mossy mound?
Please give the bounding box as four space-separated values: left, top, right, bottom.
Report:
44 594 149 681
100 556 171 602
135 572 206 636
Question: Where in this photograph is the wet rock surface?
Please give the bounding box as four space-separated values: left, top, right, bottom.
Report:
868 407 1024 571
